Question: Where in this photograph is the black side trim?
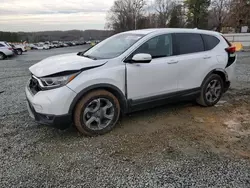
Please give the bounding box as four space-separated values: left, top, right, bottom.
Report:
128 88 201 112
69 84 128 114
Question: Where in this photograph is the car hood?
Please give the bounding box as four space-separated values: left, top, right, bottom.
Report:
29 53 107 77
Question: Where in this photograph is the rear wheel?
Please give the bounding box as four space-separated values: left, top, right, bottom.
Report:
74 90 120 136
197 74 224 107
0 52 6 60
17 49 22 55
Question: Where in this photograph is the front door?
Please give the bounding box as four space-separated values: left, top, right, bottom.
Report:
126 34 180 100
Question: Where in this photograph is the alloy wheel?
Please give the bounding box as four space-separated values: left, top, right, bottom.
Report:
83 98 115 131
205 79 222 103
0 53 4 60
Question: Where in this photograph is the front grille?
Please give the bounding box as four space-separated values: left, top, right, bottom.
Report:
29 76 42 95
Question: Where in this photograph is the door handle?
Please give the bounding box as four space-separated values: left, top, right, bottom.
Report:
168 60 178 64
203 56 211 59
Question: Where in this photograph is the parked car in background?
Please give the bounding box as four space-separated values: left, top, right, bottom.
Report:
90 41 96 46
26 28 237 136
30 44 43 50
44 42 54 49
52 41 60 48
0 41 14 60
66 42 73 46
43 44 50 50
11 44 26 55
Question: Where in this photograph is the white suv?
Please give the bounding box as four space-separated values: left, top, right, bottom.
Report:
26 29 236 135
0 41 14 60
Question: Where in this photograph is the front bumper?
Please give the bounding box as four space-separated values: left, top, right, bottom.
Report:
27 100 72 129
25 82 76 129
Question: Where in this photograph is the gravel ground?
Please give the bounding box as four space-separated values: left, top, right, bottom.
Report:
0 47 250 187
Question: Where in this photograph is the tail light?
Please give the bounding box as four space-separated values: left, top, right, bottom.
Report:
225 46 236 53
8 48 13 50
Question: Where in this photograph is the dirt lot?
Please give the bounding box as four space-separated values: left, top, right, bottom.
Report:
0 47 250 187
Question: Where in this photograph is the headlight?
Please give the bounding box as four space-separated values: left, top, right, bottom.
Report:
39 72 79 89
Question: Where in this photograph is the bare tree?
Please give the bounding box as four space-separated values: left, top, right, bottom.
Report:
106 0 147 32
155 0 174 27
210 0 231 32
227 0 250 32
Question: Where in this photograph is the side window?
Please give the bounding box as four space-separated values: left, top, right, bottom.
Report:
202 34 220 50
0 44 4 47
175 33 204 55
134 34 173 58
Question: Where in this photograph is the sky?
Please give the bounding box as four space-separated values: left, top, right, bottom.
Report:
0 0 115 32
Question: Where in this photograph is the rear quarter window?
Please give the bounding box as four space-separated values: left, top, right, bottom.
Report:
202 34 220 50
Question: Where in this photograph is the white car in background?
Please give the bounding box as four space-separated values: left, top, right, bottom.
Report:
26 28 237 136
43 45 50 50
0 41 14 60
12 44 27 55
30 44 43 50
38 43 50 50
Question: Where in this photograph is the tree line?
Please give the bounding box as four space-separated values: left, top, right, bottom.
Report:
106 0 250 33
0 30 113 43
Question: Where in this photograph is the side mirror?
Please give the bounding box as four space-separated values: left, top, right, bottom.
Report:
132 53 152 63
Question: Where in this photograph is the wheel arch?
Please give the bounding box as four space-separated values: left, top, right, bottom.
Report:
69 84 128 115
201 69 229 92
0 51 6 59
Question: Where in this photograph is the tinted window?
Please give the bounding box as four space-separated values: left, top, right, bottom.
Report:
0 44 5 47
175 33 204 55
202 34 220 50
134 34 173 58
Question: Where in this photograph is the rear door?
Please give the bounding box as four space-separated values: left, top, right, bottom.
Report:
173 33 212 90
173 33 223 91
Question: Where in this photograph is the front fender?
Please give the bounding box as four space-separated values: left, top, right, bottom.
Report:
68 83 127 114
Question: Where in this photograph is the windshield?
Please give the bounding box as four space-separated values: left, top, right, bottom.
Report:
83 33 144 59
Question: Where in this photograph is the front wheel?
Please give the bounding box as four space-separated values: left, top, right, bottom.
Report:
74 90 120 136
0 52 6 60
197 74 224 107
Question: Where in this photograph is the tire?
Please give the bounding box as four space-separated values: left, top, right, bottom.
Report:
0 52 6 60
197 74 224 107
74 90 120 136
17 49 22 55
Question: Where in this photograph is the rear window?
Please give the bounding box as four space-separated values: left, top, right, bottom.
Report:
202 34 220 50
175 33 204 55
0 43 5 47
